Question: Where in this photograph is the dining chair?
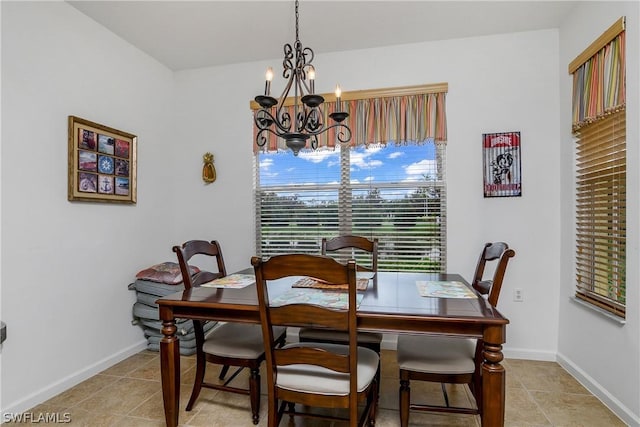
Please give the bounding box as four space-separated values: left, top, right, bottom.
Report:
252 253 379 427
298 235 382 354
322 235 378 272
173 240 286 425
397 242 515 426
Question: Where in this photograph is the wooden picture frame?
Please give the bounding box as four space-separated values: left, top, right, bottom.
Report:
68 116 137 203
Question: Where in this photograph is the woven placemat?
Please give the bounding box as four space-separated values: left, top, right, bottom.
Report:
292 277 369 291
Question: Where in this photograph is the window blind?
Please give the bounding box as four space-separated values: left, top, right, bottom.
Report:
254 143 447 273
574 111 626 317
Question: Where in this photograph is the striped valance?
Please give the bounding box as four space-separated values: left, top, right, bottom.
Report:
251 84 447 153
570 18 626 133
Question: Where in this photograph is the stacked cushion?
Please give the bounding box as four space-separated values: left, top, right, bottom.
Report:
130 262 215 355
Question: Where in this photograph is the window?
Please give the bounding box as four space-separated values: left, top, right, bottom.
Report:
254 142 446 272
252 85 448 273
570 18 626 318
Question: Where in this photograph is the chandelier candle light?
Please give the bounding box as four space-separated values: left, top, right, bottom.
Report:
254 0 352 155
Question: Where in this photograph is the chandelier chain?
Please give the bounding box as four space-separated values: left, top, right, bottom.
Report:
295 0 299 42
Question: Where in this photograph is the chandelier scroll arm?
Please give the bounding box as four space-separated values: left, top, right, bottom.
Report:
309 134 319 150
282 43 295 79
255 127 277 149
300 107 323 133
255 108 292 134
323 122 353 144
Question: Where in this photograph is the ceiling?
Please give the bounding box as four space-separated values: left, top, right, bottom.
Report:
67 1 579 71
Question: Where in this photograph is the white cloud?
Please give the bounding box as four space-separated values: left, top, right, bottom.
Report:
351 146 384 169
404 159 437 178
299 148 340 164
259 157 279 178
259 157 274 170
388 151 404 159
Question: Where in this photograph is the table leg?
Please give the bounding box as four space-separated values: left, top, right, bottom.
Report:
481 340 505 427
160 314 180 427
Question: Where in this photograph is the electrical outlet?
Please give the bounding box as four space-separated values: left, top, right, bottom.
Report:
513 288 523 302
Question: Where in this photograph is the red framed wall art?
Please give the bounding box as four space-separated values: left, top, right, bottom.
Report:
482 131 522 198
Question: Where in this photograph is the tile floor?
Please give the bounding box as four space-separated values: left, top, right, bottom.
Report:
13 350 625 426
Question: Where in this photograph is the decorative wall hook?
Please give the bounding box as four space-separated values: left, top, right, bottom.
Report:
202 152 216 184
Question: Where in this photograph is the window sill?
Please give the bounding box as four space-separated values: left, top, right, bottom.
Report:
570 296 626 325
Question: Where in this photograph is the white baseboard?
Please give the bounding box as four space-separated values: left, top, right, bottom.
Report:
1 339 147 419
556 352 640 427
502 347 556 361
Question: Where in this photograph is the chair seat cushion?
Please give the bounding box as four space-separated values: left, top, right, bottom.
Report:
135 262 200 285
298 328 382 345
202 323 286 359
397 335 476 375
276 343 379 395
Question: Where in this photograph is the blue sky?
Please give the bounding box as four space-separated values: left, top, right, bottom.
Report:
258 142 438 187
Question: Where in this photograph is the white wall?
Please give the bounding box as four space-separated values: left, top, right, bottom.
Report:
1 1 178 413
172 64 259 273
2 1 638 424
558 1 640 425
173 29 562 359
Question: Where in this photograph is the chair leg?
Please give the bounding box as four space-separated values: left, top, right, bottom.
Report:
369 377 379 426
219 364 230 380
268 396 285 427
249 367 261 425
375 360 382 402
222 366 244 387
471 373 483 415
441 382 451 407
399 377 410 427
186 350 206 411
286 401 295 418
368 343 382 403
277 333 287 348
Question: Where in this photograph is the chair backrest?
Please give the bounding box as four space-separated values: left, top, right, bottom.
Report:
172 240 227 290
251 254 360 414
471 242 515 307
321 235 378 273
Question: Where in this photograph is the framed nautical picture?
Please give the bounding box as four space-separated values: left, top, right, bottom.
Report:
482 131 522 198
68 116 137 203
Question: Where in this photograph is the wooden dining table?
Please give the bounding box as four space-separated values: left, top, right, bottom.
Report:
157 270 509 427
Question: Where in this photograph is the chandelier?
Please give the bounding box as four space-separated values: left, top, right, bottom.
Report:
254 0 352 156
